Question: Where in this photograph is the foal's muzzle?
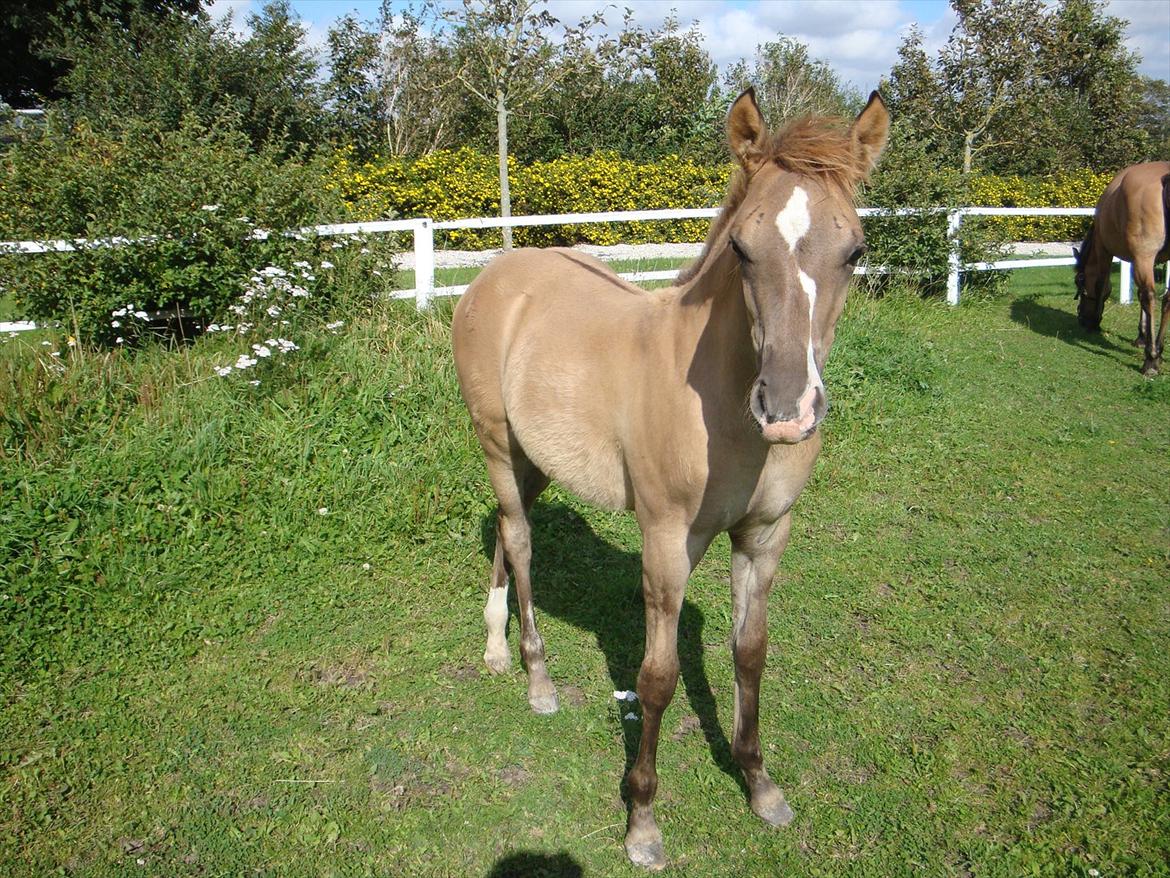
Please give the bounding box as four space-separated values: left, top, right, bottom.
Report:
751 381 826 444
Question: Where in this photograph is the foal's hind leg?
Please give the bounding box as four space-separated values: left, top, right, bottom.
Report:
483 448 556 713
729 514 795 829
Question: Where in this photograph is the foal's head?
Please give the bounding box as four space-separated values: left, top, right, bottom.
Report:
720 89 889 444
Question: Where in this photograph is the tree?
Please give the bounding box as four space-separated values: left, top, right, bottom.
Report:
379 4 464 157
725 38 857 129
239 0 321 147
884 0 1153 176
0 0 200 108
438 0 605 249
45 1 322 151
324 15 383 156
938 0 1052 175
1136 76 1170 157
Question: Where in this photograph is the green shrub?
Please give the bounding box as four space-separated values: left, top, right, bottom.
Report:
0 115 344 344
862 128 1012 298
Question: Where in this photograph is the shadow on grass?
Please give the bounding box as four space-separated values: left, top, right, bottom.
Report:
480 501 747 803
486 850 583 878
1009 295 1138 364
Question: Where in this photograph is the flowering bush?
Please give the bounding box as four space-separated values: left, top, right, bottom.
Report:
326 147 728 249
966 169 1113 240
328 145 1111 252
0 115 343 345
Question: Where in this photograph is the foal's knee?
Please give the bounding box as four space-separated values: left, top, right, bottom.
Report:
637 657 680 713
733 624 768 677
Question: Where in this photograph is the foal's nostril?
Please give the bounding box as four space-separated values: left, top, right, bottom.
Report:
758 385 777 423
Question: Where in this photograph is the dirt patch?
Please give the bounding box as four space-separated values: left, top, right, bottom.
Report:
559 684 586 707
442 663 480 683
1028 800 1052 830
671 714 702 741
306 658 373 689
497 764 532 786
371 772 453 811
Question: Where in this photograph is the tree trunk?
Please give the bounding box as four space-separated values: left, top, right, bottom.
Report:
962 130 974 175
496 90 513 251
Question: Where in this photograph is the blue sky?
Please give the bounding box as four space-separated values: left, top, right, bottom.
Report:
209 0 1170 89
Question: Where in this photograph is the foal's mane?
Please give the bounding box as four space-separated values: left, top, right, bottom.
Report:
677 114 871 285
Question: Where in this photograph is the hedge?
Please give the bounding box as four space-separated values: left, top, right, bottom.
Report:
327 149 1114 249
966 169 1113 241
326 147 728 249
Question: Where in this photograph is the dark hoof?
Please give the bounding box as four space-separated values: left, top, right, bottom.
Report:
625 839 667 870
1141 362 1159 378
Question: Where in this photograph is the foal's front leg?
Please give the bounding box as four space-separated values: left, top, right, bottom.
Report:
729 513 795 828
625 527 693 870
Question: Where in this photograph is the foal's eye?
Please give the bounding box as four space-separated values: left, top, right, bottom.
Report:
730 238 750 262
847 243 868 266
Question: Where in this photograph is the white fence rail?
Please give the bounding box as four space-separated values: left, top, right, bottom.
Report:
1 206 1137 332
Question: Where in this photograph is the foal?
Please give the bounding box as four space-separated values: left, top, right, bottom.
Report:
453 89 889 869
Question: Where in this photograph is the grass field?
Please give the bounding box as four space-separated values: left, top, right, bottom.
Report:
2 266 1167 877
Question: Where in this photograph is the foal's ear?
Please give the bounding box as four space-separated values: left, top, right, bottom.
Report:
727 88 768 173
849 91 890 177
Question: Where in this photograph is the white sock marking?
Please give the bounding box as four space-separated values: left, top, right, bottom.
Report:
484 583 508 644
775 186 810 250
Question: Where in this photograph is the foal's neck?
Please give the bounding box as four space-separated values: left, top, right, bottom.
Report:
675 244 758 389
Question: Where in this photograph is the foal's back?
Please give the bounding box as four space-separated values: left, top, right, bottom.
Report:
452 247 671 511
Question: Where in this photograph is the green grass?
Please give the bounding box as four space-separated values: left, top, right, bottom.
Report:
1 268 1167 876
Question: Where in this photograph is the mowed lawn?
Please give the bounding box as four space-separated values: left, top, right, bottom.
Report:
1 267 1167 876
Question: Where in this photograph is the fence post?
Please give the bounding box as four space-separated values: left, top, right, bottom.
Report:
414 218 434 310
946 210 962 305
1118 260 1132 305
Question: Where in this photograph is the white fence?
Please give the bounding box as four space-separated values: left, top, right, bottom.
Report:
0 205 1137 332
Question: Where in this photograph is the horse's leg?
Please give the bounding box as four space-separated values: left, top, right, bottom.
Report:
1135 306 1149 348
483 448 554 711
729 513 795 828
1134 259 1160 376
1152 285 1170 374
625 525 692 870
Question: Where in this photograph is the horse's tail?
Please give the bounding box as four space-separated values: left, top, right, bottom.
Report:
1162 174 1170 255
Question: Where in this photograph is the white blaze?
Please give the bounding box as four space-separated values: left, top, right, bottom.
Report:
775 186 811 250
799 269 823 388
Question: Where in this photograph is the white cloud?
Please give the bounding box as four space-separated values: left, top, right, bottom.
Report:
1107 0 1170 81
206 0 255 38
320 0 1168 89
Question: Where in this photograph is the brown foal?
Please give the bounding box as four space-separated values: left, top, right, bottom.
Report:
452 89 889 869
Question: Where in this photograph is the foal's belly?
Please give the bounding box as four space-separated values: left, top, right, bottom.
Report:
507 395 634 511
